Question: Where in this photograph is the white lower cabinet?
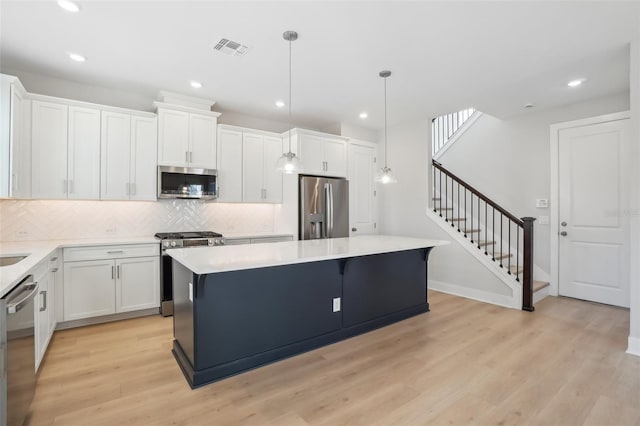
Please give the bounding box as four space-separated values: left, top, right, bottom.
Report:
63 244 160 322
33 257 56 371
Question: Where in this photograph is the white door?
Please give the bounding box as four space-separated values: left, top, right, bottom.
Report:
68 106 101 199
115 257 159 312
189 113 217 168
348 142 377 235
217 129 243 202
100 111 131 200
558 119 630 307
130 116 158 201
63 260 116 320
324 138 347 177
158 109 189 166
262 136 283 203
243 133 265 202
31 100 68 199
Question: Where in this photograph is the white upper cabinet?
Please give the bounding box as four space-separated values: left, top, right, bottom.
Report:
157 105 219 168
101 113 157 201
101 111 132 200
296 130 348 177
9 83 31 199
216 128 243 202
31 100 68 199
67 106 101 199
130 116 158 201
189 114 216 167
242 131 283 203
157 108 189 166
348 141 378 235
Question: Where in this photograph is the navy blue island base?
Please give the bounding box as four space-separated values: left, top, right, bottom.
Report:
172 247 433 388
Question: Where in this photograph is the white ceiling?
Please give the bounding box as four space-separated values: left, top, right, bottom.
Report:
1 1 638 130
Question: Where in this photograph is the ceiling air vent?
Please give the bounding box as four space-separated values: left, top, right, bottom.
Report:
213 38 249 56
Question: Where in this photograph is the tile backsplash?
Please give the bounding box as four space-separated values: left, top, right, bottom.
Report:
0 199 278 241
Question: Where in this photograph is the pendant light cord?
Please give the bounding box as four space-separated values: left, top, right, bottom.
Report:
288 37 292 153
384 75 388 169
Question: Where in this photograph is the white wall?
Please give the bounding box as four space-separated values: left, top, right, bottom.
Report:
437 93 630 275
629 39 640 356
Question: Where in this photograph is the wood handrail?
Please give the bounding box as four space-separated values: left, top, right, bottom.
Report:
432 160 523 227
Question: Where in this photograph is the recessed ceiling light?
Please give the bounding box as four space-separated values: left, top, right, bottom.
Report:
68 53 86 62
190 81 203 89
58 0 80 12
359 112 368 119
275 100 285 108
567 79 585 88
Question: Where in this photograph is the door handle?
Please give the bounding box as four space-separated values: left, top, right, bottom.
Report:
561 221 568 227
560 231 568 236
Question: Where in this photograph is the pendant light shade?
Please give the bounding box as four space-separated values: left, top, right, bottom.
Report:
375 70 397 184
277 30 302 174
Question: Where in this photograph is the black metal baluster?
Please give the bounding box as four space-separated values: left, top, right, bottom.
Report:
445 173 448 222
470 195 474 243
457 182 460 232
492 207 495 261
516 226 520 281
439 169 442 216
432 164 436 212
508 220 512 274
477 198 481 249
464 187 467 237
500 213 503 267
484 202 488 255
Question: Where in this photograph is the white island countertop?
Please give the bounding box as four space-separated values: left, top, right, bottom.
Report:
167 235 449 275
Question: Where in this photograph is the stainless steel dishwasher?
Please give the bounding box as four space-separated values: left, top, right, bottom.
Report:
1 275 38 426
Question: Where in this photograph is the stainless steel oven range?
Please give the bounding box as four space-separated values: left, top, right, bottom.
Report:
154 231 225 316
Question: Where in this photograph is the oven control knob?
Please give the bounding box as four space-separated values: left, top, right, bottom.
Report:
170 241 177 247
218 238 225 245
208 238 214 246
163 241 170 248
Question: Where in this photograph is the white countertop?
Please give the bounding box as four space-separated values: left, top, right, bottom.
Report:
167 235 449 275
0 237 158 298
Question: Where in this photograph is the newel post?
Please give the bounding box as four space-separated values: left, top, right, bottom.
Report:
521 217 536 312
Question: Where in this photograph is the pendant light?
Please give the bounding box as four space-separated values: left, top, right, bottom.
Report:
276 30 302 174
375 70 397 184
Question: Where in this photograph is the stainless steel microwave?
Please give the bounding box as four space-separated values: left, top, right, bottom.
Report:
157 166 218 200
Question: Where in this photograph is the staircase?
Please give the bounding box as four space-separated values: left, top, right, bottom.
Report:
432 108 478 158
431 160 549 311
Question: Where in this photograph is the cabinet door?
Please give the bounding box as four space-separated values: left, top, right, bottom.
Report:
31 100 68 199
189 114 217 168
324 138 347 177
348 143 377 235
158 109 189 166
68 106 101 199
115 256 159 312
100 111 131 200
262 136 283 203
298 134 325 175
216 129 243 202
242 133 264 202
10 86 31 198
34 270 49 371
63 260 116 321
130 116 158 201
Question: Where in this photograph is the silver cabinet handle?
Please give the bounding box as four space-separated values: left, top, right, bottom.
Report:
107 250 124 254
112 265 115 279
40 290 47 312
50 256 58 262
560 231 568 237
116 265 120 279
50 268 58 272
352 227 357 232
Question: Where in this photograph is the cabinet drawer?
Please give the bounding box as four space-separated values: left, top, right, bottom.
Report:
64 244 159 262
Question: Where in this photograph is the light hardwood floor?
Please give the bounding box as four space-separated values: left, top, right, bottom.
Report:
28 291 640 425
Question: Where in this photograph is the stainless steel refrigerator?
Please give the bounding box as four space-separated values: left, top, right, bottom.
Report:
299 175 349 240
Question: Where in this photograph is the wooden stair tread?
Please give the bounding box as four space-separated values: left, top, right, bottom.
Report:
463 229 481 234
477 240 496 246
493 253 512 260
533 281 550 292
509 266 524 275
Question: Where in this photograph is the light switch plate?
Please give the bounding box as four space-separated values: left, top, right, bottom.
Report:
333 297 341 312
536 199 549 208
538 215 550 225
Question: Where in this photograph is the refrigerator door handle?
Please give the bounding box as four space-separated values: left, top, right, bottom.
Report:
327 183 334 237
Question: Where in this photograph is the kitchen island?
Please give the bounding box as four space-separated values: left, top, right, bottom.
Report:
168 235 448 388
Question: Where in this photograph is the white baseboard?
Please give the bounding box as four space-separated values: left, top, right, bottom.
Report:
430 279 519 310
627 336 640 357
